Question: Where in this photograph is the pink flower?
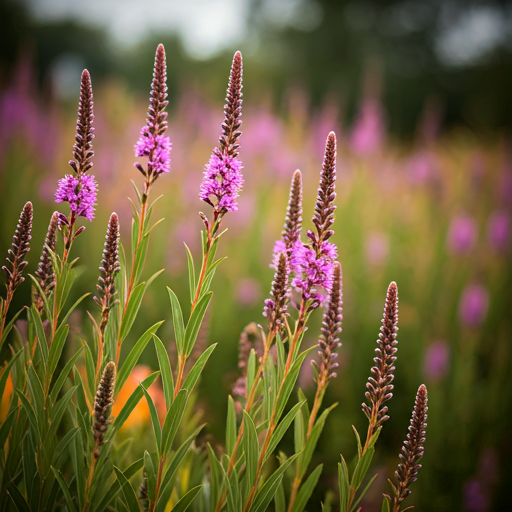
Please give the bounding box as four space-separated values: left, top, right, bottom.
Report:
458 285 489 327
447 216 477 254
486 210 509 252
365 232 389 266
423 340 450 382
55 173 97 221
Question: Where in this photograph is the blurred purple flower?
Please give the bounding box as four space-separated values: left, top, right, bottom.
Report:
423 340 450 382
55 173 97 221
235 278 262 307
458 285 489 327
365 232 389 266
406 151 437 185
464 479 489 512
486 210 509 252
447 216 477 254
199 153 244 211
350 98 385 156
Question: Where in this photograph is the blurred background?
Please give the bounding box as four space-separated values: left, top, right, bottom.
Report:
1 0 512 510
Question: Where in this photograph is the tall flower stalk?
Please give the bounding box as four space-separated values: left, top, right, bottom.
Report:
384 384 428 512
0 202 33 346
287 262 343 512
116 43 171 366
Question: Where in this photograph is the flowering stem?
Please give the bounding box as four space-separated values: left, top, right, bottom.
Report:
242 299 308 512
116 186 150 367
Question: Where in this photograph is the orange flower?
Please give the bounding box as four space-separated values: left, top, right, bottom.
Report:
0 374 13 422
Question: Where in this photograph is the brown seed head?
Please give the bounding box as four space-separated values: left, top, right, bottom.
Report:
147 44 168 136
69 70 94 175
310 132 337 248
282 170 303 252
263 252 290 332
218 51 243 158
386 384 428 512
362 281 398 433
34 211 59 312
316 262 343 385
94 213 120 334
3 202 33 293
93 361 116 455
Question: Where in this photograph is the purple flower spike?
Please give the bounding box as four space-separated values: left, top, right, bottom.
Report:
200 51 244 215
199 153 244 211
55 173 97 221
458 284 489 327
134 44 171 181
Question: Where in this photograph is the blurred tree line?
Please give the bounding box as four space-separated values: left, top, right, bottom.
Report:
2 0 512 137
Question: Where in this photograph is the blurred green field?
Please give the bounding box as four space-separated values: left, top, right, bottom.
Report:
1 57 511 511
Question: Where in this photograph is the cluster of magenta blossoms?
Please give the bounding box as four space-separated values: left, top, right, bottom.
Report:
55 174 97 221
134 126 171 175
199 153 244 211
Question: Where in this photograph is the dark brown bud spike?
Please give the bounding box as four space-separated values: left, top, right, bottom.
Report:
72 69 95 174
282 170 303 251
362 281 398 433
386 384 428 512
93 213 120 335
312 132 337 246
34 211 59 312
317 262 343 384
263 252 290 332
148 44 168 136
93 361 116 456
219 51 243 158
3 202 33 293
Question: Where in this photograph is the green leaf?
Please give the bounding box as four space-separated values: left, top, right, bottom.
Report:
350 473 379 512
8 482 31 512
83 341 96 398
291 464 324 512
47 323 69 380
54 427 79 463
167 287 185 354
0 407 18 448
114 466 142 512
338 456 350 512
265 401 305 462
153 334 174 409
133 233 149 284
207 443 223 512
368 427 382 449
184 291 212 358
161 389 188 456
29 305 48 366
16 390 39 442
226 395 237 456
170 485 202 512
119 282 146 342
246 349 256 397
144 450 157 501
274 348 314 422
51 467 77 512
159 424 206 505
26 365 44 422
0 307 24 350
116 320 164 394
352 426 362 459
93 458 144 512
351 447 375 489
140 384 162 452
59 292 90 327
182 343 217 394
111 372 160 433
381 496 391 512
294 407 305 454
50 346 83 403
69 430 86 510
48 386 78 439
0 349 22 401
184 243 196 304
251 453 299 512
274 482 285 512
243 411 259 489
298 403 337 479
